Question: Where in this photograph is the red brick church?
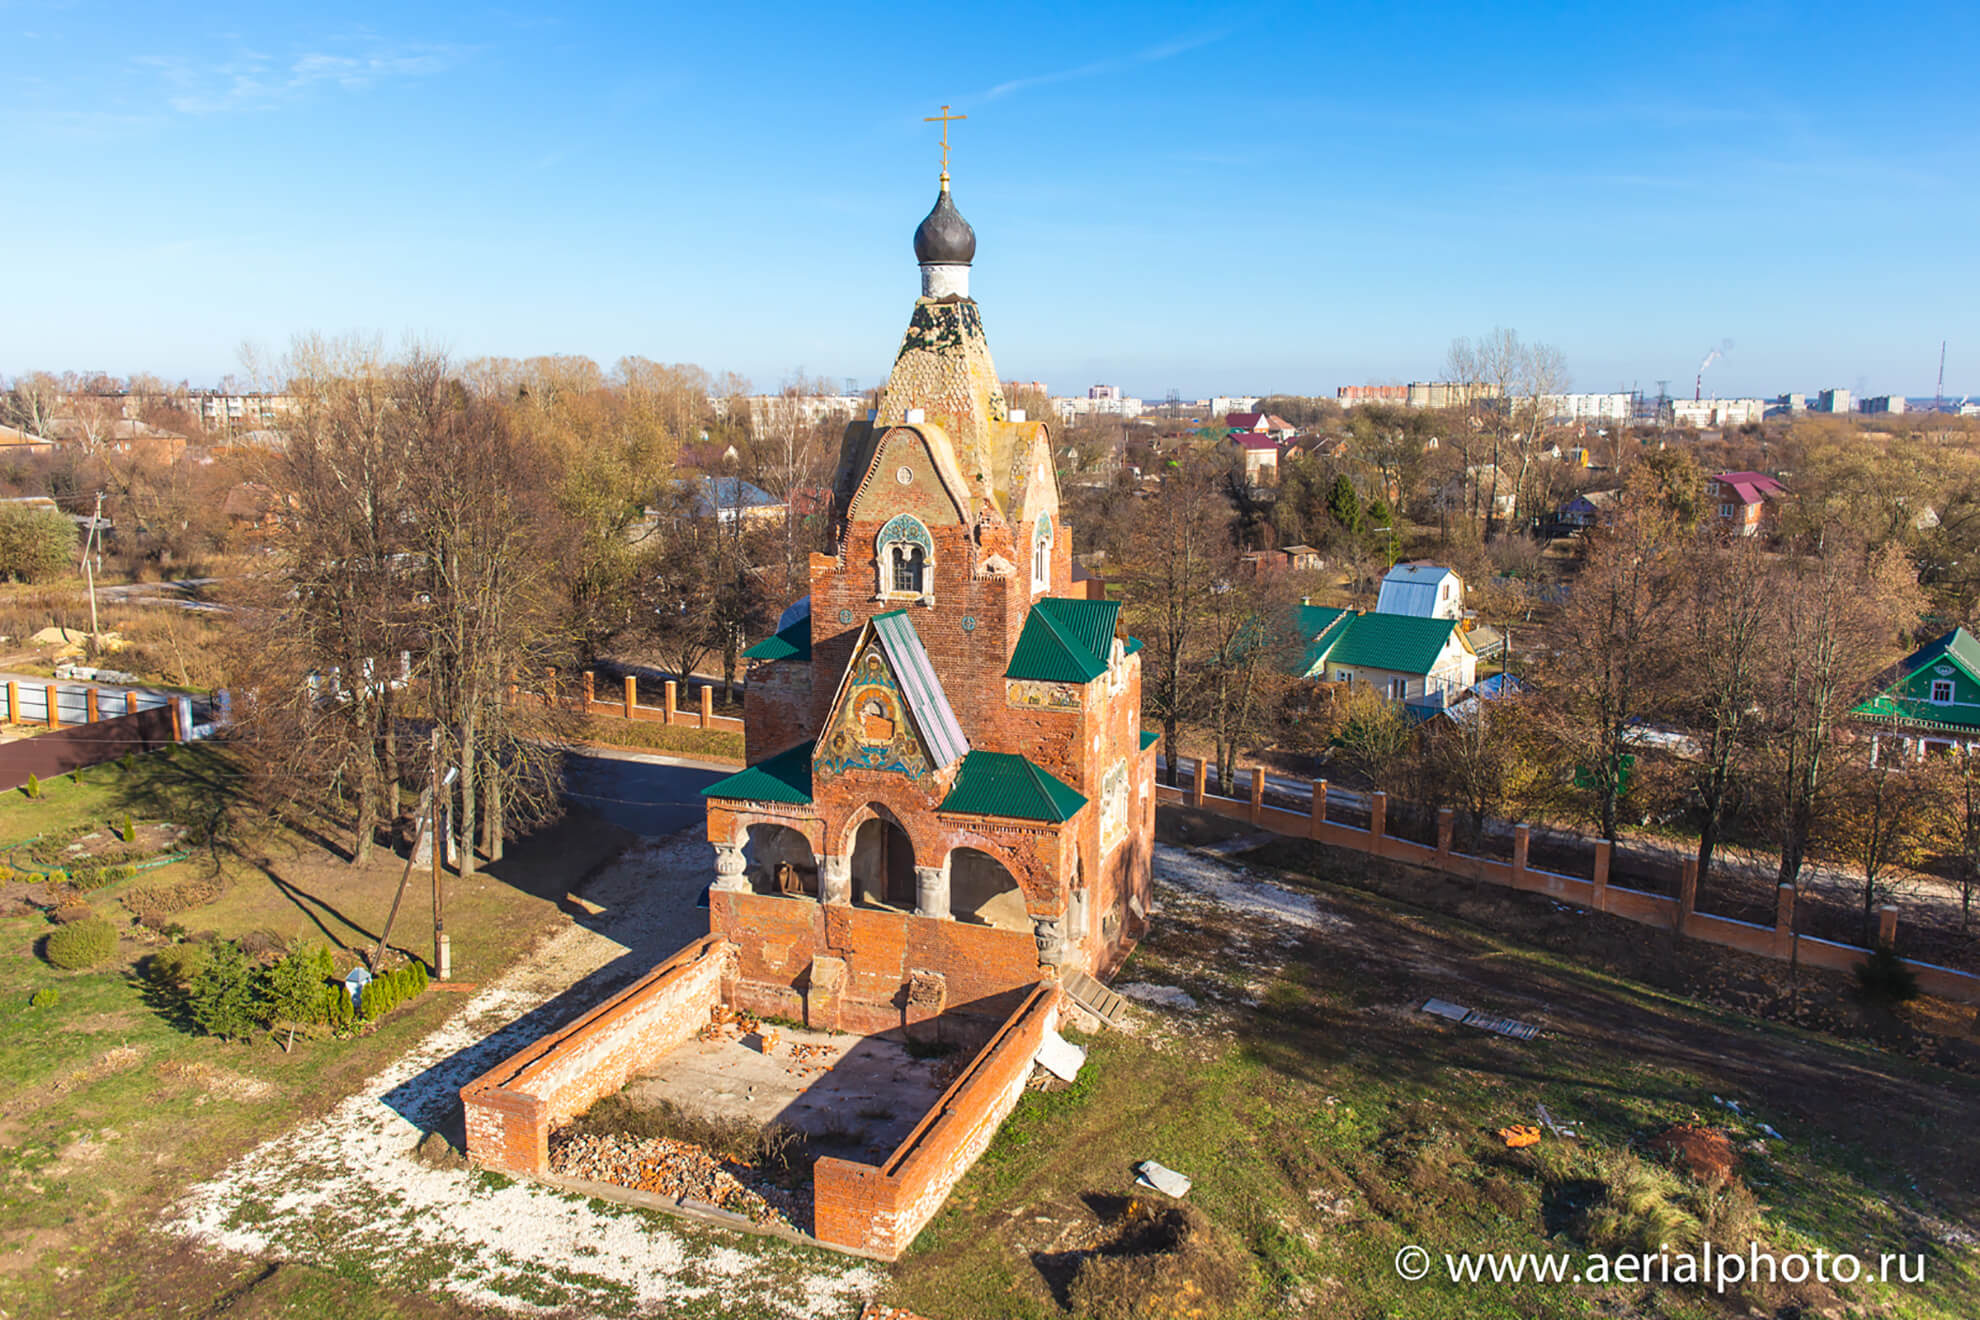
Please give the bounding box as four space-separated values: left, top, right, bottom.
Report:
699 164 1157 1035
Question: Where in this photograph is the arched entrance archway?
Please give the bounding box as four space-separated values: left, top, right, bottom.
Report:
742 823 816 896
950 847 1028 931
850 813 916 910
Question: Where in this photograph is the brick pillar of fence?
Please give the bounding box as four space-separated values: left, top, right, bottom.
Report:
664 680 678 725
1511 824 1530 884
86 687 99 722
1592 840 1611 911
44 684 58 729
169 698 184 742
1878 904 1898 950
624 674 637 719
1677 858 1699 933
1190 757 1206 807
582 670 596 710
5 679 16 724
1310 780 1328 838
1436 808 1454 858
1773 884 1797 957
125 690 137 716
1369 791 1387 850
699 685 713 729
1248 766 1265 823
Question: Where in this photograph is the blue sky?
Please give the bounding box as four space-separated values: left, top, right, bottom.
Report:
2 1 1974 400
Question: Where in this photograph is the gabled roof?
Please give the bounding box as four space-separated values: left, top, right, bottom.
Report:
1293 604 1353 676
1237 434 1278 451
686 476 781 515
700 740 814 805
1712 471 1786 505
1006 597 1121 683
868 610 970 768
940 750 1087 822
1376 563 1459 618
1851 627 1980 731
1225 412 1266 430
1308 611 1469 676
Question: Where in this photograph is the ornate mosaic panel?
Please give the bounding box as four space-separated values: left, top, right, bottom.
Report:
816 643 934 780
1006 678 1082 710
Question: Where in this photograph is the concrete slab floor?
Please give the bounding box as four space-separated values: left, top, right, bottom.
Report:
624 1025 949 1161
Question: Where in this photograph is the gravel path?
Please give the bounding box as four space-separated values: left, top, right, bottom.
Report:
162 832 883 1318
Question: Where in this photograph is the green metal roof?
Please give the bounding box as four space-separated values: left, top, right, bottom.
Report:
870 610 970 767
939 750 1088 822
1850 627 1980 731
1140 730 1158 751
699 740 814 805
1312 611 1468 677
1006 597 1121 683
741 617 810 662
1293 604 1354 677
1123 636 1144 656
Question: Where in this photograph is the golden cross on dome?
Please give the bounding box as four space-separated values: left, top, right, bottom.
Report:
923 104 966 181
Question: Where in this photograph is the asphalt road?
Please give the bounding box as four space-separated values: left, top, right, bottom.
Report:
559 748 726 838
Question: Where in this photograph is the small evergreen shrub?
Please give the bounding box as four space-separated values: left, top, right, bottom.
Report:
118 753 134 772
45 918 118 970
147 942 211 992
187 940 261 1040
1856 946 1920 1004
30 988 58 1009
324 984 356 1032
408 961 429 994
45 868 67 886
24 774 40 799
119 814 136 844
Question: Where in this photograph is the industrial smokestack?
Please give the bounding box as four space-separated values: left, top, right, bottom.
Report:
1694 339 1734 400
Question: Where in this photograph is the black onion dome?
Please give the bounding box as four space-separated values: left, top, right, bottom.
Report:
913 184 976 266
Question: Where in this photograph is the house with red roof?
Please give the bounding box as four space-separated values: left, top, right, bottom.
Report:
1709 471 1786 537
1225 411 1267 432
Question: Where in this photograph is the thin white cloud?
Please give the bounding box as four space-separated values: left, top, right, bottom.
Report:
976 30 1228 102
135 39 466 114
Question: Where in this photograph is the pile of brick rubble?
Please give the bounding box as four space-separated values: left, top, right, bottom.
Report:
547 1131 805 1229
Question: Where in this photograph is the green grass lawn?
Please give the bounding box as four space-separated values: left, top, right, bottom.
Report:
0 745 636 1317
882 845 1980 1319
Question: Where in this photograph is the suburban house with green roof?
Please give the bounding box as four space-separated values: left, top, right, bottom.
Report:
1293 602 1477 706
1851 627 1980 760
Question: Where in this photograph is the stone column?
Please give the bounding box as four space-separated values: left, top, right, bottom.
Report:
1368 791 1387 850
1877 903 1898 950
1310 779 1329 838
1677 857 1699 932
664 680 678 725
1190 757 1206 807
818 854 851 906
1592 840 1611 911
712 843 750 893
1512 824 1530 885
915 864 950 919
1248 765 1265 823
1032 915 1066 967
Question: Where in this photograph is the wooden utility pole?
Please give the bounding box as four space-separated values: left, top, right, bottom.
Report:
371 783 429 972
431 727 450 979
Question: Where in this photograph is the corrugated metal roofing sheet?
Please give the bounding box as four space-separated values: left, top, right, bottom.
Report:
939 750 1087 822
699 740 814 805
1006 597 1121 683
741 617 811 662
871 610 969 769
1322 613 1467 676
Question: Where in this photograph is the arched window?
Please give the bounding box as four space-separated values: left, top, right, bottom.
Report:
876 514 934 601
1031 512 1053 593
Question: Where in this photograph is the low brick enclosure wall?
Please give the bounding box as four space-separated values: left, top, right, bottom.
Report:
813 979 1060 1260
1157 759 1980 1007
460 935 728 1175
713 889 1043 1036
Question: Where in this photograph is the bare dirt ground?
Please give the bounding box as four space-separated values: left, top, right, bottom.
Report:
161 832 886 1319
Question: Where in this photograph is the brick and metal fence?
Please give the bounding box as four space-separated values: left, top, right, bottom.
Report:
1157 756 1980 1007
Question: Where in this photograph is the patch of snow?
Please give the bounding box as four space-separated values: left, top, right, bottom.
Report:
1116 983 1199 1011
162 835 881 1318
1153 844 1349 934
